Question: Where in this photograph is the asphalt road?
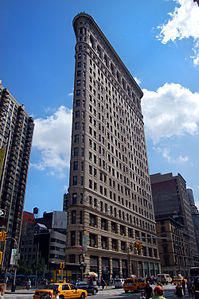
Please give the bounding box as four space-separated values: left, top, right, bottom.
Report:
4 284 191 299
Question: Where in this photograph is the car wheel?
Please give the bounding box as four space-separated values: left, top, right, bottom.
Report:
125 290 128 293
80 293 85 299
92 289 97 295
59 296 64 299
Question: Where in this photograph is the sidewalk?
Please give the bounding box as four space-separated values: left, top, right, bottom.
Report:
6 288 35 294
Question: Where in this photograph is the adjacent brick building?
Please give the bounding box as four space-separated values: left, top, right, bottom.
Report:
151 173 199 275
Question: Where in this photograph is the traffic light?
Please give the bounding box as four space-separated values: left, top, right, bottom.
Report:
0 251 3 265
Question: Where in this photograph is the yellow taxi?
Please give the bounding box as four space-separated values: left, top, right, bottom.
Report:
172 275 184 285
123 277 147 293
33 282 88 299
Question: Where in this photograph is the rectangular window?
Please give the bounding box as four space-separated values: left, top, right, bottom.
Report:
72 193 77 205
76 90 81 96
73 161 78 170
71 210 76 224
71 231 76 246
74 134 79 143
73 176 78 186
73 147 79 156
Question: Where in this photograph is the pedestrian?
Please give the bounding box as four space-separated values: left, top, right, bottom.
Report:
144 283 153 299
140 290 146 299
101 277 106 290
26 279 31 290
182 279 186 295
187 279 194 297
175 283 184 298
151 285 166 299
194 278 199 299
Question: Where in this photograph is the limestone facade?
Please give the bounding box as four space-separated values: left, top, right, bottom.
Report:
66 13 160 280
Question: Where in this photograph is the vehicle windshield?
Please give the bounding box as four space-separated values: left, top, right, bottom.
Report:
76 282 88 286
45 284 59 290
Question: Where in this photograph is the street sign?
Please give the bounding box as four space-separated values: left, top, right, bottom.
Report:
10 248 17 266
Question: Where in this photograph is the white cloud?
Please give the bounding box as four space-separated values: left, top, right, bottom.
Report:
157 0 199 65
68 92 73 97
32 106 72 177
154 147 189 164
142 82 199 143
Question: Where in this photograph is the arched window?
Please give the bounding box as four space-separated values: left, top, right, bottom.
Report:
90 35 95 49
97 45 102 58
116 71 121 83
110 63 115 76
127 85 131 97
104 54 109 67
122 78 126 90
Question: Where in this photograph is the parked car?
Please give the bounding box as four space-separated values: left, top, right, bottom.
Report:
76 281 98 295
157 274 172 284
114 278 125 288
33 282 87 299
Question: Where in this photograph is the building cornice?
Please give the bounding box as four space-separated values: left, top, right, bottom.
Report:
73 13 143 99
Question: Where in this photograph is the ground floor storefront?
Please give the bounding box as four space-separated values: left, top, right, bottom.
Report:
64 251 160 282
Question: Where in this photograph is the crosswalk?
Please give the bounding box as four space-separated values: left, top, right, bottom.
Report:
90 286 192 298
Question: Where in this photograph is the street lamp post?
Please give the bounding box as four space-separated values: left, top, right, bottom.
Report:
80 262 85 281
8 237 19 293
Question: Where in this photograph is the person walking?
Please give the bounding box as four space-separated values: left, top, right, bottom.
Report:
187 279 194 297
144 283 153 299
26 279 31 290
151 285 166 299
101 277 106 290
175 283 184 298
194 278 199 299
182 279 186 295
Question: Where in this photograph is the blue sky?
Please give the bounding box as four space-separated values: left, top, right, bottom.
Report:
1 0 199 215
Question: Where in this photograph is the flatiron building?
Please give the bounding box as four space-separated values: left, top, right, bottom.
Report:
66 13 160 280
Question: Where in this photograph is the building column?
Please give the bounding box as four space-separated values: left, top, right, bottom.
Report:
98 234 101 249
119 259 123 277
98 256 102 278
109 257 113 280
131 260 137 276
84 254 90 273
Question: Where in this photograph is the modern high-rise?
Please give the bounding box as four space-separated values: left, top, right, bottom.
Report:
66 13 160 281
0 83 34 268
151 173 199 274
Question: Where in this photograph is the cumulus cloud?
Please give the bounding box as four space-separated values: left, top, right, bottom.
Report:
154 146 189 164
32 106 72 177
142 82 199 143
157 0 199 65
31 82 199 174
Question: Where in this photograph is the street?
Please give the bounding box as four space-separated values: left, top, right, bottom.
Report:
3 284 192 299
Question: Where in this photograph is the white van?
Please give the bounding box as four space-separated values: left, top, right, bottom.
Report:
157 273 172 284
